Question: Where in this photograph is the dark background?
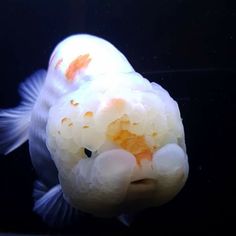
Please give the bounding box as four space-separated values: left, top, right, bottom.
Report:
0 0 235 234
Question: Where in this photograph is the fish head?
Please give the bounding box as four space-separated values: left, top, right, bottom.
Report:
46 73 189 216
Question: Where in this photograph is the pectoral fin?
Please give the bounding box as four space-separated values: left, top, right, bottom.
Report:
33 180 81 227
118 213 135 226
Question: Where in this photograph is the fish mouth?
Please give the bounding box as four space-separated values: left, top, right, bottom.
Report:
124 178 157 210
130 178 156 185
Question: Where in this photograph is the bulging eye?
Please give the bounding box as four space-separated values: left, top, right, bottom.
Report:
84 148 92 158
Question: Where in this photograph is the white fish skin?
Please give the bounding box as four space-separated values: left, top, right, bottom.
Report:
28 34 135 187
0 34 189 227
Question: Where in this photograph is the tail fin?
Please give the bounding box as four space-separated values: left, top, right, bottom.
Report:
0 70 46 155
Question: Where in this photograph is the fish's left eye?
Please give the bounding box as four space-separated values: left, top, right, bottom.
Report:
84 148 92 158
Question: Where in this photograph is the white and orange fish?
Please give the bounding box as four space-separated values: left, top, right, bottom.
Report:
0 34 189 226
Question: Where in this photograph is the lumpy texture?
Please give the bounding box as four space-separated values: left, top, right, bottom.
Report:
46 71 187 215
46 72 185 168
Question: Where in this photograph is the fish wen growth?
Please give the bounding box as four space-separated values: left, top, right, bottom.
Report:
0 34 189 227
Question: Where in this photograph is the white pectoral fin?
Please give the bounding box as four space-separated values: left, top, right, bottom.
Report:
153 144 189 204
118 213 135 226
33 180 80 227
0 70 46 155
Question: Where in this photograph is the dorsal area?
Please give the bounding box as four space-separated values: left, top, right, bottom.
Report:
47 34 134 82
65 54 92 81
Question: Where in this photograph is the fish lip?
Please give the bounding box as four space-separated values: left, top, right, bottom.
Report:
130 178 156 185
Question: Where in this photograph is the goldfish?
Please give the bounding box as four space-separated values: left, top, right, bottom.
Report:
0 34 189 227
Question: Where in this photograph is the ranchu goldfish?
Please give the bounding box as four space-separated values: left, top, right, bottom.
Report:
0 34 189 226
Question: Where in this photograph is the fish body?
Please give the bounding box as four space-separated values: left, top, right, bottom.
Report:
29 35 134 188
0 34 189 226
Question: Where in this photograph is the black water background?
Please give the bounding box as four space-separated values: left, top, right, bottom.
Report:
0 0 235 234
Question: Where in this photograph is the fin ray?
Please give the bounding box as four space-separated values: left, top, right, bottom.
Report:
33 181 79 227
118 213 134 226
0 70 46 155
19 70 46 105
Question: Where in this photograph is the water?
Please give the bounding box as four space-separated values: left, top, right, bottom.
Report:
0 0 235 234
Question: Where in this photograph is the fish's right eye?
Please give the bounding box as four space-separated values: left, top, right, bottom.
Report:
84 148 92 158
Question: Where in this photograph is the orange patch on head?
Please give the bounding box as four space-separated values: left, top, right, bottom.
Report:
65 54 91 81
84 111 93 117
107 116 153 166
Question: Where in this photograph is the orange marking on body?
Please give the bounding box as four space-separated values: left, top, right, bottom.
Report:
55 58 63 69
65 54 91 81
70 99 79 106
84 111 93 117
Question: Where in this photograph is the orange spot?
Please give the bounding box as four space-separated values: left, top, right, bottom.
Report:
61 117 73 127
84 111 93 117
55 58 63 69
70 99 79 106
107 116 153 166
105 98 125 112
65 54 91 81
111 129 152 166
61 117 68 124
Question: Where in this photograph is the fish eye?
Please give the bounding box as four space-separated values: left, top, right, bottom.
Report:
84 148 92 158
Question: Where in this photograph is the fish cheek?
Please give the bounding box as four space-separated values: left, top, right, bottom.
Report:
58 150 136 216
151 143 189 206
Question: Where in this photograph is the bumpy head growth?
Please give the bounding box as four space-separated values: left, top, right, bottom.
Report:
46 69 188 216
